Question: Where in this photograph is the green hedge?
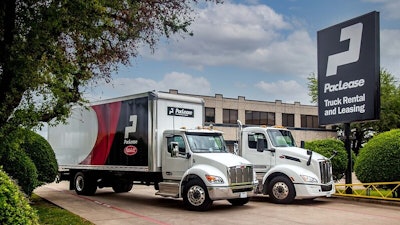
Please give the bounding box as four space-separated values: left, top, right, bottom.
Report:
0 128 58 196
354 129 400 183
23 129 58 184
305 139 351 181
0 130 39 196
0 168 39 225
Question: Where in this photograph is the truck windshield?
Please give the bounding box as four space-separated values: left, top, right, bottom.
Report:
267 129 296 147
186 133 228 153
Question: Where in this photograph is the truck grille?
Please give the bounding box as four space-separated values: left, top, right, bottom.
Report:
228 166 253 185
319 161 332 184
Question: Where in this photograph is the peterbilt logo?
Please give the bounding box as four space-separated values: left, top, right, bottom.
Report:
167 107 194 117
124 145 138 156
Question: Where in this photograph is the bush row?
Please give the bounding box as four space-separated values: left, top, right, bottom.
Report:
306 129 400 184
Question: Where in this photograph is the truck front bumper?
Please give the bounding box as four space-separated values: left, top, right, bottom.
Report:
207 184 255 200
294 182 335 199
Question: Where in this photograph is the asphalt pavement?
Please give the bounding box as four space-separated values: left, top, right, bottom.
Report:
34 181 400 225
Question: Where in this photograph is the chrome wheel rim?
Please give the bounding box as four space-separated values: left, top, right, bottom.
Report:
272 181 289 200
76 176 84 192
187 185 206 206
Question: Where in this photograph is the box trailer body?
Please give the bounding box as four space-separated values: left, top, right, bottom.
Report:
48 92 256 211
235 122 335 204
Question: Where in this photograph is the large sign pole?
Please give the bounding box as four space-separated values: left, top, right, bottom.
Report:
344 123 352 194
317 12 380 193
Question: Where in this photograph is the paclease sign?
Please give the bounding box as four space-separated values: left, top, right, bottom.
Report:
317 11 380 125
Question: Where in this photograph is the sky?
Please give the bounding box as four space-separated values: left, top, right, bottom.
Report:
84 0 400 105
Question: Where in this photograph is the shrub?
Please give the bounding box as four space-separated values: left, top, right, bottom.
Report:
354 129 400 183
0 168 39 225
0 147 39 196
305 139 352 181
23 129 58 184
0 129 39 196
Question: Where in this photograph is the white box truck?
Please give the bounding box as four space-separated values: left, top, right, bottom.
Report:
234 121 335 204
48 91 256 211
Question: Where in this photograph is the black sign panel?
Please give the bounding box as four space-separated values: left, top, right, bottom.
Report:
167 107 194 117
317 11 380 125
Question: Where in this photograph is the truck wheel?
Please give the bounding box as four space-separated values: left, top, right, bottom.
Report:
112 182 133 193
228 197 250 206
183 179 213 211
268 176 295 204
74 172 97 196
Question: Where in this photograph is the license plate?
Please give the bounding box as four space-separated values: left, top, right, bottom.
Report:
240 192 247 198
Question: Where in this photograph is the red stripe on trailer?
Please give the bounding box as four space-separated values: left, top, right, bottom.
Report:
80 101 122 165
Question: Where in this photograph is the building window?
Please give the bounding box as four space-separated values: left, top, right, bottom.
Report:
282 113 294 127
245 111 275 125
205 107 215 123
301 115 319 128
223 109 238 124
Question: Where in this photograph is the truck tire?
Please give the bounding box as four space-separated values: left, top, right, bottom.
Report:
112 182 133 193
74 172 97 196
228 197 250 206
183 179 213 211
267 176 295 204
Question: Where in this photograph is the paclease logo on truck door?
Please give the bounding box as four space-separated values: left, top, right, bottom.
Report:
167 107 194 117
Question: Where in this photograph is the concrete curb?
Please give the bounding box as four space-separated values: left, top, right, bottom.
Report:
330 195 400 207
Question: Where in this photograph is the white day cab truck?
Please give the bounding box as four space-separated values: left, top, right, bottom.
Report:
48 91 256 211
234 121 335 204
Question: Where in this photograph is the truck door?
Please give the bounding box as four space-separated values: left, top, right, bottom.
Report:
245 132 274 174
162 135 191 180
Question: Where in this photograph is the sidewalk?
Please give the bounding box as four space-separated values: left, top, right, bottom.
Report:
34 182 148 225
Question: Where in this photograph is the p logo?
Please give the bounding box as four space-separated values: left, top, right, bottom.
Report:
124 115 137 139
326 23 363 77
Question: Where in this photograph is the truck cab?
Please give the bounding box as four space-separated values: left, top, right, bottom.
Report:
236 124 335 204
158 128 256 211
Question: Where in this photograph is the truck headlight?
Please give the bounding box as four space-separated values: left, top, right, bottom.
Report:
300 175 318 183
205 175 224 184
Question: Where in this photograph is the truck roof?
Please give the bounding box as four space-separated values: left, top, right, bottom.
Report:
89 91 204 106
244 125 289 131
164 128 224 134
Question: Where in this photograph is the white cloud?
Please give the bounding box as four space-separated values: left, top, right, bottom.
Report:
363 0 400 20
85 72 212 101
144 3 315 77
255 80 312 104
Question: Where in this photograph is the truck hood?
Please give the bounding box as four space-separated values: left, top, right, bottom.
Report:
276 146 329 161
193 153 252 168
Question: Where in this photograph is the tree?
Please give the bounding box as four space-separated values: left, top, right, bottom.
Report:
364 69 400 132
0 0 221 136
307 72 318 104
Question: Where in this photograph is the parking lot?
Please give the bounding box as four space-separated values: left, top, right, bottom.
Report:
34 181 400 225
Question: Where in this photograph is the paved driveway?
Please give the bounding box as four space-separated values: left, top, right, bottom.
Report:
34 181 400 225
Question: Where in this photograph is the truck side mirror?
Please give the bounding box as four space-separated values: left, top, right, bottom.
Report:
170 142 179 157
300 140 305 148
256 138 265 152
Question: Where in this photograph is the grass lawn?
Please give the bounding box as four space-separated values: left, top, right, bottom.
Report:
30 194 94 225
